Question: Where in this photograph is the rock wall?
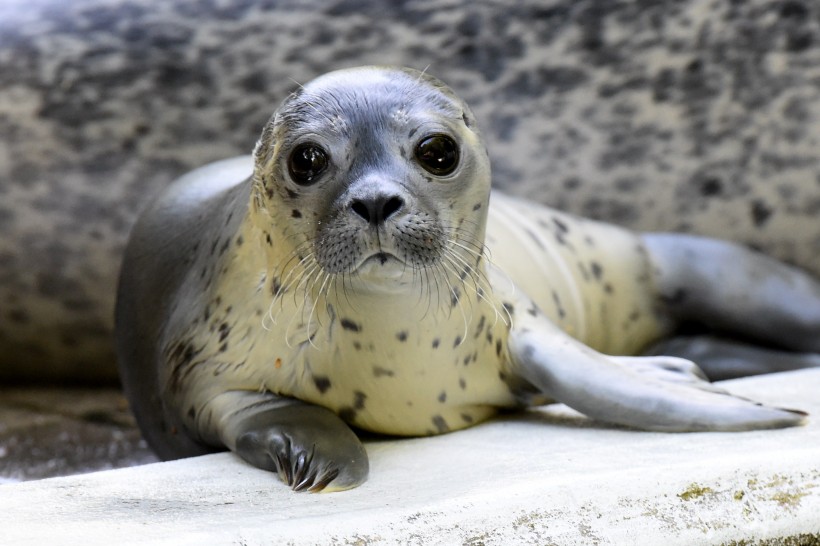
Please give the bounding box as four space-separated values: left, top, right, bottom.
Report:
1 0 818 382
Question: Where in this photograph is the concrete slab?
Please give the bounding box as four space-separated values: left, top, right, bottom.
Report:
2 370 820 545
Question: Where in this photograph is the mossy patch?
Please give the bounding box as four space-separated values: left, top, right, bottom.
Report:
677 483 714 501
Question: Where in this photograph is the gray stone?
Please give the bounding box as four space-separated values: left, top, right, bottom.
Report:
0 388 157 482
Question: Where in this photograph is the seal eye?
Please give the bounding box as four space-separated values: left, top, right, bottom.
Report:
288 143 329 185
415 134 459 176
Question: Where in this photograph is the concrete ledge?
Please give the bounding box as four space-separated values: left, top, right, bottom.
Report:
2 370 820 545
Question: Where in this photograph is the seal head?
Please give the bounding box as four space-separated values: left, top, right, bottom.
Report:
252 67 491 296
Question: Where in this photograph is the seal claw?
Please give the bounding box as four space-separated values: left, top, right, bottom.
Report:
309 467 341 493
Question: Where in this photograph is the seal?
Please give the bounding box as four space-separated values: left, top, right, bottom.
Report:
116 66 820 492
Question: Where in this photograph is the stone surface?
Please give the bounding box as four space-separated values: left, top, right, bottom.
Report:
0 388 157 482
1 370 819 545
1 0 819 382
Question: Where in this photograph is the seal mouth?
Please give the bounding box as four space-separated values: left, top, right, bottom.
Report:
359 251 403 268
370 252 393 266
352 251 409 280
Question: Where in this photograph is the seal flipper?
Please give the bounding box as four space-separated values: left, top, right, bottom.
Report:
642 233 820 354
507 318 808 432
645 336 820 381
209 391 368 492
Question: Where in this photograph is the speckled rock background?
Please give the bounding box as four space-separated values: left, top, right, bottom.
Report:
1 0 818 383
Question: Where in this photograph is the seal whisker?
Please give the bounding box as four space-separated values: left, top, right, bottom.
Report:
266 252 319 326
304 272 333 351
442 250 510 329
436 257 473 344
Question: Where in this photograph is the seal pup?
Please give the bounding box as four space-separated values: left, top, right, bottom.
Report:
116 66 820 492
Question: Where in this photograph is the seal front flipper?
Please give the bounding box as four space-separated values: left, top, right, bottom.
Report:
506 312 808 432
209 391 368 492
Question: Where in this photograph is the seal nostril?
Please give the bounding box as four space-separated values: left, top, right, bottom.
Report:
351 200 371 223
382 196 403 221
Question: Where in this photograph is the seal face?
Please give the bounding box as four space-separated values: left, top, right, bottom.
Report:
117 66 820 493
253 67 491 297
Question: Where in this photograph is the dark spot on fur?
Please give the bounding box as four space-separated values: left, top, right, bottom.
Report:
339 407 356 422
496 340 503 357
604 283 614 294
341 318 361 332
313 376 332 393
396 331 408 342
218 322 230 342
459 378 467 390
432 338 440 349
463 355 471 366
461 413 474 424
453 335 462 347
286 188 298 199
353 391 367 410
187 407 196 420
432 415 449 433
438 391 447 403
502 302 514 316
525 228 544 249
590 261 603 281
451 287 461 308
474 315 486 338
408 127 418 139
236 235 244 246
353 341 362 350
291 209 302 218
265 233 273 246
472 202 482 211
373 366 395 378
552 217 569 233
167 340 205 394
219 342 228 353
551 290 566 319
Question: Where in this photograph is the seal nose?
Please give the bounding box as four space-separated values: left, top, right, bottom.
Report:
350 194 404 226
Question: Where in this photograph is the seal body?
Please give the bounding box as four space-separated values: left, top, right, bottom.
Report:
117 66 820 492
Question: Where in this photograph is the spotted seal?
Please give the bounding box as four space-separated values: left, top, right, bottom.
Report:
116 66 820 492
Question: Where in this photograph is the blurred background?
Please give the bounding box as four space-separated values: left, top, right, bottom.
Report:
1 0 819 479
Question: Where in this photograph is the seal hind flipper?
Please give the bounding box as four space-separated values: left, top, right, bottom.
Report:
645 336 820 381
212 391 368 492
507 310 807 432
643 233 820 354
